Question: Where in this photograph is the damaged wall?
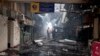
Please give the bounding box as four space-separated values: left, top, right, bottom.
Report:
0 15 8 52
8 19 20 47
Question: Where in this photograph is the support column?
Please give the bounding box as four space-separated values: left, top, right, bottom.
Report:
93 18 99 39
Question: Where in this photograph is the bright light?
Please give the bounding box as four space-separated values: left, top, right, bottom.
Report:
47 22 53 30
45 14 48 16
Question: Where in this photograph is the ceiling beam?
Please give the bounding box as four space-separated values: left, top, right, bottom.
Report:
8 0 88 3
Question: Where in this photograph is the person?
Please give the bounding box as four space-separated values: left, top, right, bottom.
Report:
47 27 53 40
78 27 93 47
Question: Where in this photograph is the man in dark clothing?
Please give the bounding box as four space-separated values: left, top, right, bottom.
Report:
78 27 93 46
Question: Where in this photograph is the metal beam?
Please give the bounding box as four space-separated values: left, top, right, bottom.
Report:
8 0 88 3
